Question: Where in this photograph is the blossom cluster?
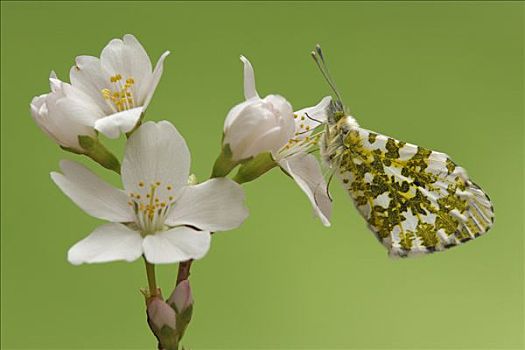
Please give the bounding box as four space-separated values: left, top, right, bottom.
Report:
30 34 333 349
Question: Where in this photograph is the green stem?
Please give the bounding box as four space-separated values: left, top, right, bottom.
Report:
77 135 121 174
211 144 239 178
232 152 277 184
144 258 158 297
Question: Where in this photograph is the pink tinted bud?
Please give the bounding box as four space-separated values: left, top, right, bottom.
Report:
169 279 193 313
147 296 176 330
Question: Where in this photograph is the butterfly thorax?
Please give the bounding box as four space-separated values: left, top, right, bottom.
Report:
321 101 359 170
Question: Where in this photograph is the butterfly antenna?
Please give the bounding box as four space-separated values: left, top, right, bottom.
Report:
311 44 344 104
326 171 334 202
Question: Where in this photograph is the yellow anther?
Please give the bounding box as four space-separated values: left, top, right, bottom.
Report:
156 181 161 186
166 185 172 191
101 74 137 112
139 181 144 187
110 75 121 83
136 195 141 199
161 202 166 207
301 116 305 120
169 196 174 201
293 114 298 119
306 126 310 131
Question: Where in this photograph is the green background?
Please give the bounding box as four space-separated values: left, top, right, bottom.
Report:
1 1 523 349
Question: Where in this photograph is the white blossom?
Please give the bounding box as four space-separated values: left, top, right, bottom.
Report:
52 121 248 265
226 56 332 226
222 56 295 161
31 34 170 144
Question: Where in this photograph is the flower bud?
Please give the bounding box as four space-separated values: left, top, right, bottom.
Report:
222 56 295 162
147 296 177 330
168 279 193 313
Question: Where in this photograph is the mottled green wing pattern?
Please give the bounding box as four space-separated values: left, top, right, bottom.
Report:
337 127 494 257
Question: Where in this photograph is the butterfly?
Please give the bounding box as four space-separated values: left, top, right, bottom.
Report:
311 45 494 257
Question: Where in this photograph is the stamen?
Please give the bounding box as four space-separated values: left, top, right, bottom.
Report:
128 180 177 236
100 74 136 112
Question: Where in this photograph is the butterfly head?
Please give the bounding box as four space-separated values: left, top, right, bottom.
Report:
327 99 346 124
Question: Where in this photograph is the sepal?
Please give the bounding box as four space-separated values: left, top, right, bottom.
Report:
211 144 241 178
233 152 277 184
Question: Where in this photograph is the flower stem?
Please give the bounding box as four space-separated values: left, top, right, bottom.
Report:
77 136 121 174
144 258 159 297
176 260 193 285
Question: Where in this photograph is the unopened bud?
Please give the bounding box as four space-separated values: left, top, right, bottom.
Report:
147 296 177 330
169 279 193 313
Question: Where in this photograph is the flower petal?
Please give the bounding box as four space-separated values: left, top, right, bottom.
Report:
241 126 286 160
122 121 190 198
68 223 143 265
55 83 105 127
49 71 61 92
31 94 62 145
94 106 143 139
166 178 248 231
240 55 259 100
279 153 332 226
51 160 134 222
100 34 158 106
223 96 294 161
100 35 151 81
293 96 332 138
143 227 211 264
69 55 114 115
142 50 170 110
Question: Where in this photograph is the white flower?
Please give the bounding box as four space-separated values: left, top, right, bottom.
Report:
51 121 248 265
230 57 332 226
33 34 169 142
275 97 333 227
222 56 295 161
30 72 98 152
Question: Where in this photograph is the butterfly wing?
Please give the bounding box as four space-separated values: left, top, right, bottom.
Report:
337 127 494 257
